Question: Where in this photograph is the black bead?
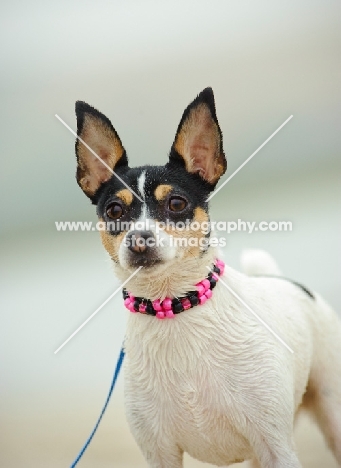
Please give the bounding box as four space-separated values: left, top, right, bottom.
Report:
122 288 129 299
189 295 199 306
146 304 156 315
133 301 140 312
188 290 198 297
209 278 217 289
213 265 221 275
171 298 184 314
173 302 184 313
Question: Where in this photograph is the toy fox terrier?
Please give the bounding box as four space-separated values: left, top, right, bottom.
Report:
74 88 341 467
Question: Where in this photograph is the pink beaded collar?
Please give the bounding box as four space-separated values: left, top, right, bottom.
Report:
122 259 225 319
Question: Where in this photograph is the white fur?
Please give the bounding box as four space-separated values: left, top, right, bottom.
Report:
240 249 282 276
121 248 341 467
137 170 149 225
137 171 146 200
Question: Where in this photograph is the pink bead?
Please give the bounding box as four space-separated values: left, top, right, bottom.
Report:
165 309 175 318
124 298 132 307
219 265 225 275
139 304 146 313
202 279 210 291
162 298 172 310
152 299 162 311
196 283 205 296
199 294 208 305
181 298 191 310
216 260 225 268
212 273 219 281
128 303 137 312
205 289 212 299
156 311 165 319
129 295 135 302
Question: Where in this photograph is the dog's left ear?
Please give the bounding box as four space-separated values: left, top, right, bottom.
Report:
169 87 227 186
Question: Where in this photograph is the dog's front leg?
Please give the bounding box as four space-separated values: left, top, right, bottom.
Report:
127 420 183 468
258 454 301 468
249 459 261 468
252 441 302 468
243 420 301 468
139 443 183 468
125 394 184 466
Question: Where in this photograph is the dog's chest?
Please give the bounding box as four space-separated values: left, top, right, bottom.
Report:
124 304 254 464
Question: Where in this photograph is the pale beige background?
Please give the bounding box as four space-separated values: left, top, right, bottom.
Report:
1 0 340 467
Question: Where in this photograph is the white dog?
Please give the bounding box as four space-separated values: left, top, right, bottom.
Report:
74 88 341 467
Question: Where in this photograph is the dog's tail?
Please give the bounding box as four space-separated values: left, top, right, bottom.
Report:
240 249 282 276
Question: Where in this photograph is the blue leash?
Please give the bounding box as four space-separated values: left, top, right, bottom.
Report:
70 345 125 467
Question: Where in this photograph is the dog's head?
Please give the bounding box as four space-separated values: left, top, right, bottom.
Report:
75 88 226 275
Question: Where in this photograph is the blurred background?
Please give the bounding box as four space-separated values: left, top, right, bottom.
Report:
1 0 340 466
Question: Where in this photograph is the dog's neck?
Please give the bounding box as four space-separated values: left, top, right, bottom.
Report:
115 248 218 301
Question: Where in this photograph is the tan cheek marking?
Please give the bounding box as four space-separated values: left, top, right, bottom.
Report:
116 189 133 205
100 226 126 262
193 207 209 224
154 184 173 201
160 207 210 259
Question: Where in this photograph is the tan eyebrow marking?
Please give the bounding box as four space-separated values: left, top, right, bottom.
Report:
116 189 133 205
154 184 173 201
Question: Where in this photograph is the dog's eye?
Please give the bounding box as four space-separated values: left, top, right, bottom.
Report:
168 196 187 212
106 202 124 219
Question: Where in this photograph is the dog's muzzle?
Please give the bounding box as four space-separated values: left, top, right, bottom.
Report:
125 230 155 254
123 230 162 267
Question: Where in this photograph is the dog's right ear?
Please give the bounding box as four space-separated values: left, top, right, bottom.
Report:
75 102 128 200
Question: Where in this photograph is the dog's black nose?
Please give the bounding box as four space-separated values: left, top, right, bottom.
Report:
126 230 155 254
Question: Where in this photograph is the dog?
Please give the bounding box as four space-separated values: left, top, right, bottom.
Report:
73 88 341 467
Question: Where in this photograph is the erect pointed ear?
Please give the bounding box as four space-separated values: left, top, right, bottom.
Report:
75 101 128 200
169 87 227 186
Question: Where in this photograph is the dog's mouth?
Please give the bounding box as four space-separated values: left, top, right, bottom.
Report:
120 229 170 270
126 255 164 269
